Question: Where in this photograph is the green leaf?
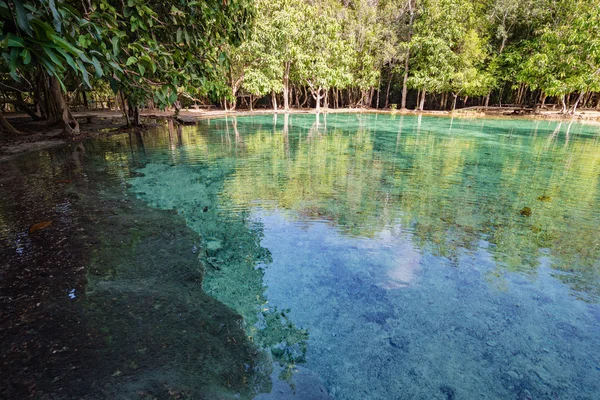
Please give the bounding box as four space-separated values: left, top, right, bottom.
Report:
50 34 81 55
109 77 119 94
76 59 90 87
9 48 19 81
13 0 32 36
111 36 119 56
63 52 78 72
91 56 103 78
138 63 146 76
168 90 177 104
108 61 123 73
7 34 25 48
21 48 31 64
48 0 62 33
42 46 61 66
126 56 138 66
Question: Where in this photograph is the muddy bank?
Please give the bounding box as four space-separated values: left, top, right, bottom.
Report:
0 138 269 399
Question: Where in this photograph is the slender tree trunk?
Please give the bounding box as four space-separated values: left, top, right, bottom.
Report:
401 2 415 110
582 91 591 109
540 93 547 108
452 93 458 111
301 87 309 108
385 67 392 109
596 94 600 110
132 105 141 126
401 54 410 110
560 95 567 114
419 89 426 111
271 90 278 112
283 61 291 111
81 90 89 109
376 83 380 109
316 92 321 114
120 91 131 127
15 91 42 120
485 91 491 107
0 110 20 136
415 89 421 110
49 76 80 136
569 92 586 114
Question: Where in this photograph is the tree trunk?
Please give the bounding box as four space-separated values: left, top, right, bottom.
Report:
0 110 20 136
418 89 426 111
120 91 131 127
401 3 415 110
569 92 586 114
376 76 381 109
49 76 80 136
271 90 278 112
560 95 567 114
582 91 591 108
385 67 392 109
315 92 321 114
301 87 309 108
283 62 291 111
132 105 141 126
485 91 491 107
81 90 89 109
452 93 458 111
15 91 42 121
540 93 547 108
312 87 323 114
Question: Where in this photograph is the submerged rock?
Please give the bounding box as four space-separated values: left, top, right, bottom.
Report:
519 207 532 217
206 239 223 251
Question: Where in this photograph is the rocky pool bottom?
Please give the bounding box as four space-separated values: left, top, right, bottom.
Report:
0 141 276 399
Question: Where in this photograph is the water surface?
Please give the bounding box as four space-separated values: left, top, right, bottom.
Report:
128 114 600 399
2 113 600 399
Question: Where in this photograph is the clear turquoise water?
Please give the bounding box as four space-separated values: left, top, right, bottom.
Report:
124 114 600 399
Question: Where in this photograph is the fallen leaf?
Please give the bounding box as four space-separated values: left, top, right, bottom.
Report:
29 221 52 234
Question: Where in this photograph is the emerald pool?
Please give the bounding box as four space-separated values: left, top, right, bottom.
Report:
2 113 600 399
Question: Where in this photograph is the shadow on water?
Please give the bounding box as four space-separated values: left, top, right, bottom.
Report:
0 135 273 399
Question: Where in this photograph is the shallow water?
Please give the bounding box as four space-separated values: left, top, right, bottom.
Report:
3 113 600 399
127 114 600 399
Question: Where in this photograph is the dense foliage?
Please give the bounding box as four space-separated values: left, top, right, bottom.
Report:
1 0 599 136
221 0 600 113
0 0 253 134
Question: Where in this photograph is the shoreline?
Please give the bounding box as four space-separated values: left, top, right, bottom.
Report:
2 106 599 162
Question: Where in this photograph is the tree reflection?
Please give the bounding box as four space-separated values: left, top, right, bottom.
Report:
180 114 600 301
